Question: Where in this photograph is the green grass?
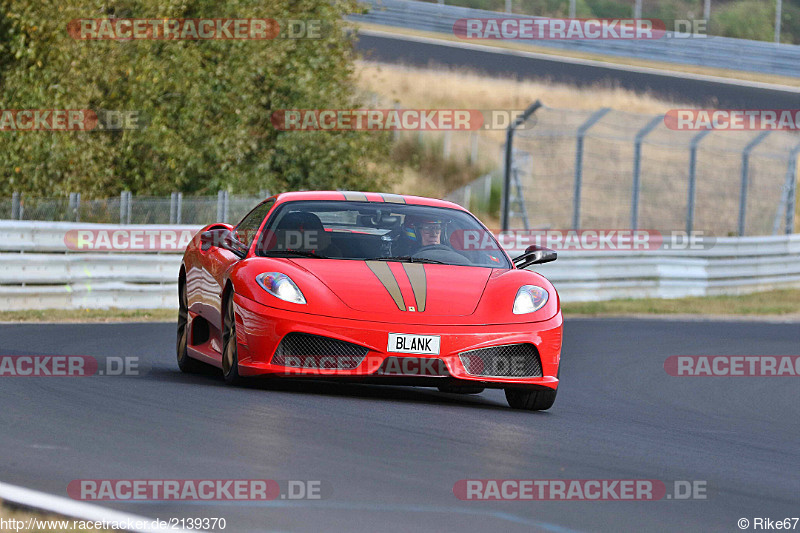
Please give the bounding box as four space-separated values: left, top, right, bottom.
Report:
2 289 799 322
562 289 800 316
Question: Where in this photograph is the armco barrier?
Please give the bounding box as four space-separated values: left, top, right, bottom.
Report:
0 221 799 309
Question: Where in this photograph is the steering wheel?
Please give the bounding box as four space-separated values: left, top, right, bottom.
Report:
412 244 452 256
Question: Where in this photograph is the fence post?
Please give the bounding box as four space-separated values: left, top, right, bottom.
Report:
120 191 127 225
738 131 771 236
573 108 610 230
12 192 20 220
68 193 76 219
126 191 132 224
69 193 81 222
502 100 542 231
170 192 178 224
631 115 663 229
785 143 799 235
176 192 183 225
393 103 401 142
469 131 479 165
217 190 230 222
686 130 711 234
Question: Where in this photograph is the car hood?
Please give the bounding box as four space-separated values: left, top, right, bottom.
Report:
292 259 493 316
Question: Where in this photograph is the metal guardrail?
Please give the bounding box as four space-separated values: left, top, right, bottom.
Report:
2 221 799 309
350 0 800 79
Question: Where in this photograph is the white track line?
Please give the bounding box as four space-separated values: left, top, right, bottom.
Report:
0 481 194 532
357 27 800 93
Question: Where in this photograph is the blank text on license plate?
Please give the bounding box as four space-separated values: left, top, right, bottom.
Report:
387 333 441 355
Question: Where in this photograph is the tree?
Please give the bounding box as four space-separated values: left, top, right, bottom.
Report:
0 0 392 197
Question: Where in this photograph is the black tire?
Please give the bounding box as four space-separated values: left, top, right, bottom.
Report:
221 291 243 385
177 276 203 373
505 365 560 411
504 387 557 411
438 385 485 395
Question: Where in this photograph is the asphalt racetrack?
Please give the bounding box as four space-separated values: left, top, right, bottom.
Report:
1 319 798 532
355 31 800 109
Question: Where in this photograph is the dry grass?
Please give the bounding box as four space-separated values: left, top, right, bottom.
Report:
0 308 175 323
0 502 113 532
355 60 684 115
562 289 800 316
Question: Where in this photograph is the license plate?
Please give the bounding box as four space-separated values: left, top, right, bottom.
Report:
387 333 441 355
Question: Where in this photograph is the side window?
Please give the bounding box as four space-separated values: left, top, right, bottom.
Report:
234 200 275 247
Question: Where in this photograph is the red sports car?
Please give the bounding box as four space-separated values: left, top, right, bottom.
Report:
177 191 562 410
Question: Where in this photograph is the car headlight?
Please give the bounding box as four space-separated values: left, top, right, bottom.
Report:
256 273 306 304
513 285 548 314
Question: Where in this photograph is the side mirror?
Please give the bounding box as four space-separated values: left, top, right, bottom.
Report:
200 227 247 259
513 244 557 270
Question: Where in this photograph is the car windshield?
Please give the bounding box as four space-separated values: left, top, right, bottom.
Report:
255 200 510 269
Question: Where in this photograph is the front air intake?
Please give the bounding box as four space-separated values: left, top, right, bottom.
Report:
459 344 543 378
271 333 368 370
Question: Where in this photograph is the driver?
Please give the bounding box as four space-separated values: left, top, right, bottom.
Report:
419 220 443 247
395 215 449 256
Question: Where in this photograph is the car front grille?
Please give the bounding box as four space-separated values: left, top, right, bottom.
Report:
376 357 450 376
458 344 543 378
271 333 368 370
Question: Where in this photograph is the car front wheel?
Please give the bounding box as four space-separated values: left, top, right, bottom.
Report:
504 387 557 411
221 292 243 385
177 277 203 373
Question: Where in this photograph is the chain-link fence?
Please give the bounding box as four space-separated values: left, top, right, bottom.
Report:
5 104 799 237
1 191 269 226
449 105 800 236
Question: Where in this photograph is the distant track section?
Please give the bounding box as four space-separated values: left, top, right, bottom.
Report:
355 30 800 108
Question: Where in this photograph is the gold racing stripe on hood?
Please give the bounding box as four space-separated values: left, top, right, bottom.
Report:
402 263 426 312
366 261 406 311
342 191 368 201
380 193 406 204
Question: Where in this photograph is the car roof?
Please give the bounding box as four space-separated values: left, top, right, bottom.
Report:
270 191 468 211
